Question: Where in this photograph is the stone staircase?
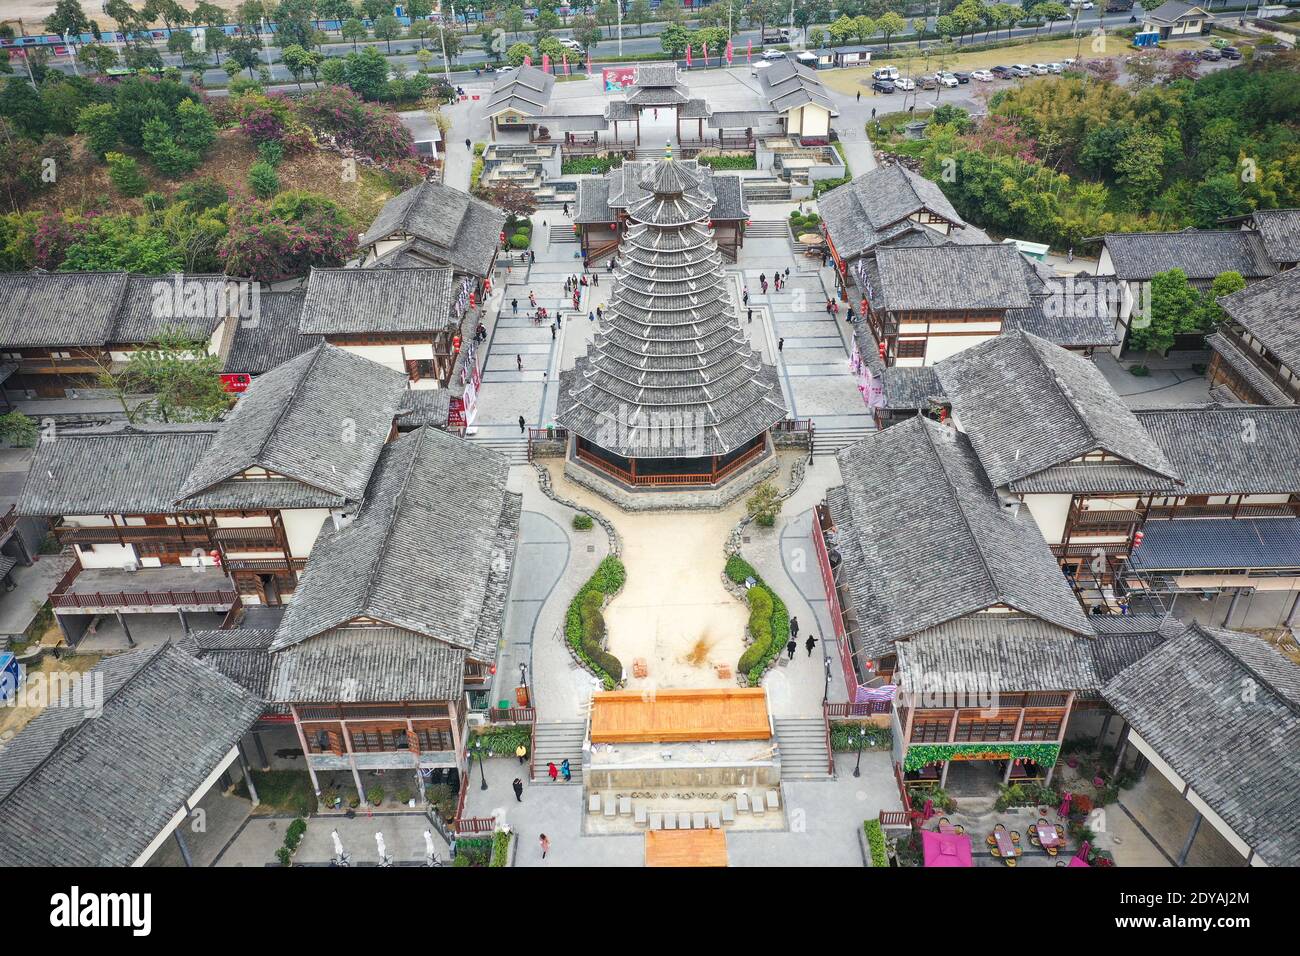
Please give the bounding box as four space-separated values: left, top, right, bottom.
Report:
469 434 530 465
743 177 793 202
531 719 588 784
774 717 832 780
745 219 792 239
812 424 875 458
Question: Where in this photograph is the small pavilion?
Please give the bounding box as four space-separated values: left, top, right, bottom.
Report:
604 64 713 145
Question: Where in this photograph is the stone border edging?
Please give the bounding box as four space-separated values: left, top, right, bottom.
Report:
531 461 622 557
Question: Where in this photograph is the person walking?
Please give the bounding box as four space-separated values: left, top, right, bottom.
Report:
871 107 876 119
539 834 550 859
786 638 797 660
518 415 526 434
516 744 527 765
588 310 595 322
550 322 557 340
778 337 784 352
511 298 518 314
529 291 537 308
560 758 571 782
742 287 749 306
596 305 604 320
563 201 570 216
790 616 800 641
513 778 524 802
805 634 818 657
857 90 861 102
547 761 558 782
517 355 524 371
747 307 753 324
530 250 536 264
465 137 471 150
592 272 599 287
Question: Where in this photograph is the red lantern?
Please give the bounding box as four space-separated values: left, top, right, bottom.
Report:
573 224 580 234
610 223 617 230
860 298 868 313
452 335 461 354
469 292 477 308
1132 530 1144 550
499 231 506 243
209 549 222 566
878 342 887 360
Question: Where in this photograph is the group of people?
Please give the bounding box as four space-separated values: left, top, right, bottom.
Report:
784 615 819 660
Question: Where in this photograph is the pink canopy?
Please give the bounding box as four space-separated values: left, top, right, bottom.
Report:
922 829 973 868
1068 855 1090 867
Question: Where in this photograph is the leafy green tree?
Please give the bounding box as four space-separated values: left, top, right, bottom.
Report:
77 102 120 156
1132 268 1201 355
505 41 535 66
373 14 402 53
875 11 906 50
226 35 262 78
77 43 121 74
343 46 388 99
571 15 602 52
175 98 216 153
0 410 36 447
103 330 235 424
0 78 48 139
106 151 148 196
627 0 653 36
282 43 318 89
45 0 93 39
142 116 201 176
660 22 690 58
341 17 369 51
1199 270 1246 329
1190 172 1250 228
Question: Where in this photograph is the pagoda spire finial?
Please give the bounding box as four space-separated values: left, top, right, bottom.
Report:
664 140 673 162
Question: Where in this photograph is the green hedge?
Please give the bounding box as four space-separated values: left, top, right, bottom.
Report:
831 720 892 752
470 724 530 755
561 154 623 175
813 175 851 198
726 554 790 683
565 556 626 689
698 154 757 170
489 830 512 867
863 819 888 867
904 743 1060 773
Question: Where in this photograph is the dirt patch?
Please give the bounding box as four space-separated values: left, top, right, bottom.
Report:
0 652 103 741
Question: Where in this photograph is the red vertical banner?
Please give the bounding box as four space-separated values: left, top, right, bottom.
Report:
746 39 752 63
524 54 532 66
726 40 733 65
703 42 709 66
685 43 691 67
563 53 569 75
542 52 550 73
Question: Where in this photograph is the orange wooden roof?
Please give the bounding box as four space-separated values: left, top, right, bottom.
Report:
645 828 728 867
589 687 770 743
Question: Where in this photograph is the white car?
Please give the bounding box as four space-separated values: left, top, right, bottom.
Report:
558 38 583 52
762 49 787 60
1045 62 1065 73
494 65 516 74
1072 0 1095 7
894 77 915 91
936 72 958 87
1029 63 1050 75
970 68 995 81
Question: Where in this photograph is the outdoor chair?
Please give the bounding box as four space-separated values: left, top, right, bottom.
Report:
589 794 601 815
1030 835 1042 848
678 811 692 830
649 812 663 830
1038 817 1049 826
994 822 1006 832
953 825 965 835
721 803 736 826
707 812 721 829
991 847 1001 858
619 796 632 816
1005 856 1017 868
986 833 998 846
938 816 950 827
693 812 708 830
1010 831 1021 844
634 805 648 827
1047 846 1059 857
1055 825 1066 839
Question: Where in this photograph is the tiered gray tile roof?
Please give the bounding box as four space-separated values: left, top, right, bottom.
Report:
1102 623 1300 865
270 626 467 703
1101 230 1277 282
177 628 278 705
484 64 555 117
758 58 837 115
819 165 966 262
0 271 127 347
1205 331 1293 405
577 158 748 224
626 63 689 106
1144 0 1208 22
831 416 1091 657
17 422 218 516
223 291 320 376
1245 209 1300 265
300 267 455 335
359 181 507 279
895 615 1099 693
1135 406 1300 495
557 157 787 457
1216 267 1300 374
0 643 263 866
178 343 410 510
874 243 1032 312
936 331 1177 493
272 426 518 663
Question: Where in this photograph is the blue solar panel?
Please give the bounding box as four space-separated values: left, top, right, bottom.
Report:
1131 518 1300 571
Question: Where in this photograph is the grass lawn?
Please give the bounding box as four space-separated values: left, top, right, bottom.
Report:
0 653 102 741
820 32 1213 94
233 770 319 817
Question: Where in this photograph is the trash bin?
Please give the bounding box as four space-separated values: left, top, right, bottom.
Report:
498 699 510 711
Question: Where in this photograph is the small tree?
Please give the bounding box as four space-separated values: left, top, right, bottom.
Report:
248 159 280 198
106 151 148 197
746 482 782 528
373 15 403 53
341 17 368 52
76 102 119 157
505 42 535 66
99 331 235 424
0 410 36 448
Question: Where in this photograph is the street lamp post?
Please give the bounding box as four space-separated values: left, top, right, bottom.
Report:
853 726 866 777
475 739 489 790
823 657 831 705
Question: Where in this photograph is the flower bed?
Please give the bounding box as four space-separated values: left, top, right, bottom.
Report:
565 556 626 689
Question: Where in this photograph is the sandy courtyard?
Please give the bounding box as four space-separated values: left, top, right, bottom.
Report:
544 462 750 690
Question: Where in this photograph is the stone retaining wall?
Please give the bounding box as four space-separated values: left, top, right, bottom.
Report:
563 448 779 512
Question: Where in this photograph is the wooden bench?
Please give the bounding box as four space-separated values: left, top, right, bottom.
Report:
766 789 780 810
721 803 736 826
692 811 708 830
588 793 601 814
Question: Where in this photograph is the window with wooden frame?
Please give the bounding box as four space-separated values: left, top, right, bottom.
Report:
895 339 927 359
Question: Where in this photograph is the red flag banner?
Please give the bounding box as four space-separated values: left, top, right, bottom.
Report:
726 40 733 65
524 54 532 66
542 52 550 73
703 42 709 66
685 43 692 67
563 52 570 75
746 39 752 63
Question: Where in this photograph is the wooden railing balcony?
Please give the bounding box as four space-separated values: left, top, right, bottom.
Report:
222 556 306 573
1144 502 1300 521
0 504 17 535
575 441 766 488
1218 325 1300 403
1072 508 1143 528
51 586 238 610
826 700 893 717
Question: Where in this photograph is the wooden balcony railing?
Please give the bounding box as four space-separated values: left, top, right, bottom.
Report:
575 442 766 488
1218 325 1300 403
489 707 536 723
0 504 17 535
827 700 893 717
51 587 238 610
1144 502 1300 521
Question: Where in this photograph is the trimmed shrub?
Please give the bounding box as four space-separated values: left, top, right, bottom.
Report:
283 817 307 852
738 586 773 674
572 513 594 531
248 160 280 199
509 232 530 249
565 556 625 688
106 152 147 197
698 154 757 170
727 554 790 682
490 829 512 866
864 819 888 867
367 785 384 806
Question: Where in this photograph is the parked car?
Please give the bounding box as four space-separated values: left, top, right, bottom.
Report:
494 65 517 74
1028 63 1050 75
871 79 896 93
1010 64 1033 77
873 66 900 80
762 48 787 60
1220 46 1242 59
559 38 583 52
991 65 1014 78
894 77 916 91
936 72 959 87
1071 0 1094 8
953 71 971 84
1199 47 1222 61
1045 62 1065 73
971 69 995 82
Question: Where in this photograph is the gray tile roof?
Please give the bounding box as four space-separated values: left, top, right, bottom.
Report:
1128 516 1300 572
359 182 507 280
1101 230 1278 282
300 267 455 336
1205 331 1294 405
582 159 747 223
626 63 689 106
0 271 127 347
831 416 1091 657
396 387 451 430
178 343 409 509
1135 406 1300 495
223 291 320 376
1216 267 1300 374
936 331 1177 492
177 628 277 704
1088 616 1184 685
557 158 786 457
874 243 1032 312
484 64 555 117
882 365 944 411
758 58 837 115
574 177 613 224
0 643 263 866
895 615 1099 693
1144 0 1208 22
1245 209 1300 265
110 275 233 343
819 164 966 262
1102 622 1300 866
1003 277 1123 348
17 422 218 516
272 426 518 660
269 625 466 703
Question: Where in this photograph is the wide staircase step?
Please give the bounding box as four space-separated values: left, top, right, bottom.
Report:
743 178 793 202
745 219 791 239
469 435 530 465
774 717 832 779
531 719 588 783
811 425 874 457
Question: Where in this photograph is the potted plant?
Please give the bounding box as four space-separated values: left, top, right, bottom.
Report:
367 785 384 807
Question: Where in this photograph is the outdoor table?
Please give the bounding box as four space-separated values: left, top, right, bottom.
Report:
993 829 1019 858
1036 823 1063 849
